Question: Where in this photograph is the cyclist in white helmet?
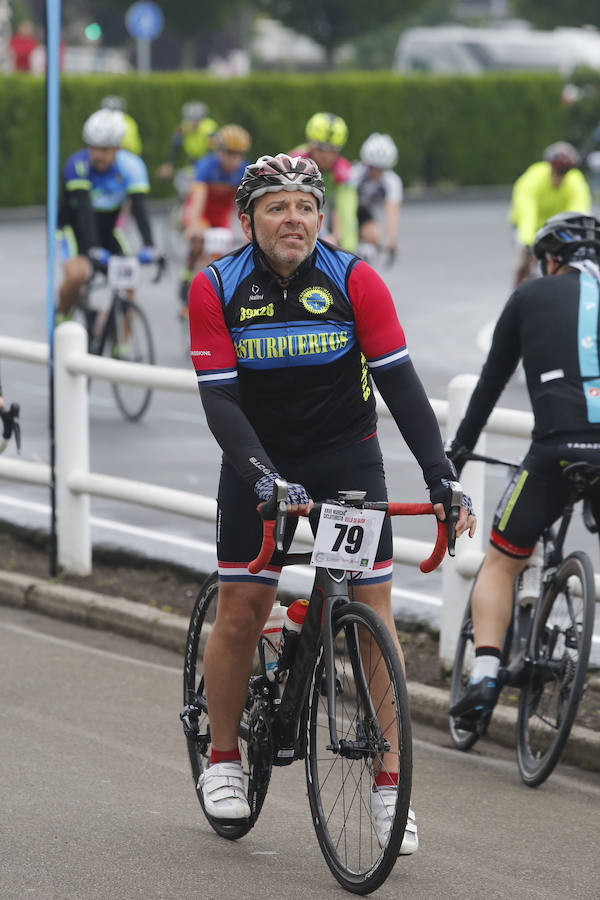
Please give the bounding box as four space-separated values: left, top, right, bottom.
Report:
351 133 402 265
56 110 156 321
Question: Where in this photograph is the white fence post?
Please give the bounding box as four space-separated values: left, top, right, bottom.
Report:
440 374 486 668
54 322 92 575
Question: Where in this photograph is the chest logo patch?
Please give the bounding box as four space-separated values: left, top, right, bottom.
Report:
300 286 333 315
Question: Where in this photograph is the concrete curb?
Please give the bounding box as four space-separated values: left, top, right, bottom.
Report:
1 569 598 773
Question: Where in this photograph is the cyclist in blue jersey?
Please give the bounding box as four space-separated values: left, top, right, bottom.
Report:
56 109 157 321
178 124 251 310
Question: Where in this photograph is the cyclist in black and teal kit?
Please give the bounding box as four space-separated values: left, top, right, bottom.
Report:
188 152 475 847
56 109 156 321
448 212 600 730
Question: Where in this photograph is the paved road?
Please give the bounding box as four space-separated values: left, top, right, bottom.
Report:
1 605 599 900
1 203 600 645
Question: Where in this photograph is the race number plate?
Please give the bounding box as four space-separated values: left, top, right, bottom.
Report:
311 505 385 572
108 256 140 290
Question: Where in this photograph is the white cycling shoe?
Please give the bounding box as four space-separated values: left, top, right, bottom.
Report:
198 761 251 821
370 786 419 855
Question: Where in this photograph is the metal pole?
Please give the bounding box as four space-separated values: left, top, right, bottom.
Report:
46 0 62 576
440 373 486 667
137 37 151 72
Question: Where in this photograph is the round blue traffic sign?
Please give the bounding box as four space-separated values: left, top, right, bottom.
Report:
125 1 164 41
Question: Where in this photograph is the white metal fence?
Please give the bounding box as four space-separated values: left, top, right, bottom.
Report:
0 323 586 665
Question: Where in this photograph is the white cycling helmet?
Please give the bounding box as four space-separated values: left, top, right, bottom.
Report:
360 133 398 169
83 109 126 148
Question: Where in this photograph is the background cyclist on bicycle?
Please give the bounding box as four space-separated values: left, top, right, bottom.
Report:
510 142 591 287
447 211 600 730
351 132 402 264
99 95 142 155
188 152 475 847
289 112 358 252
179 124 251 309
56 109 157 323
157 101 219 183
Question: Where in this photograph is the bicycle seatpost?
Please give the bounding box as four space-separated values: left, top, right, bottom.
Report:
446 480 462 557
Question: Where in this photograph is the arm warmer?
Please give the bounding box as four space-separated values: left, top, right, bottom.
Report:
455 295 521 450
199 380 278 489
66 188 98 254
130 193 153 247
372 360 454 491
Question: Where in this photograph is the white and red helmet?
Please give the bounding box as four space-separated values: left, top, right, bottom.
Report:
235 153 325 212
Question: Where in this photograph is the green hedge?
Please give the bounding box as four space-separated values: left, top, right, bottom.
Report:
1 69 596 207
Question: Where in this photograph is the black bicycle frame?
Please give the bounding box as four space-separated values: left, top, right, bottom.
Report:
270 563 356 765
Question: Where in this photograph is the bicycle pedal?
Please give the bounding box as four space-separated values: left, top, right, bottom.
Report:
179 704 200 738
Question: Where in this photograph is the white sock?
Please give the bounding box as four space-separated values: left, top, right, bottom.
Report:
472 654 500 681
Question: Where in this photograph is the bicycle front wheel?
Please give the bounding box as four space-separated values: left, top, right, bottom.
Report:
109 298 155 421
516 551 595 787
181 572 272 840
305 602 412 895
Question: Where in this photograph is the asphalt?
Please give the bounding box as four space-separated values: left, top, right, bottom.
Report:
1 567 598 774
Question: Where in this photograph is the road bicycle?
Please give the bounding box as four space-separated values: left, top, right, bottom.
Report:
449 452 596 787
75 252 166 422
180 481 457 894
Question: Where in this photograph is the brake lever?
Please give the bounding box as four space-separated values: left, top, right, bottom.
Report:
273 477 288 551
446 480 462 558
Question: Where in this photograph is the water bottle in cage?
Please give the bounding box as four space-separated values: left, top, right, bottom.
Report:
277 599 309 674
517 543 543 605
261 600 286 681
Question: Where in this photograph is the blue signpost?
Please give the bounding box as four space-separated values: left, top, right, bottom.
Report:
125 1 164 72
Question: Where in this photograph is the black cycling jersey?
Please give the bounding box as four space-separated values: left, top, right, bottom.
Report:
456 269 600 449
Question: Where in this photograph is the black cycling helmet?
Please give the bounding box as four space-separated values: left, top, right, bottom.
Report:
235 153 325 212
533 212 600 266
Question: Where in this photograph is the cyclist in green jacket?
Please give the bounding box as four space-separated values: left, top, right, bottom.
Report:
510 142 591 286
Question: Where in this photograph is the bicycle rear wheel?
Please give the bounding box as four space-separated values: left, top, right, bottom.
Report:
516 551 595 787
448 596 481 752
109 297 155 421
305 601 411 895
181 572 272 840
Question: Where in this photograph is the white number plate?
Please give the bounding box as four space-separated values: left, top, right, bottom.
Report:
108 256 139 290
310 504 385 572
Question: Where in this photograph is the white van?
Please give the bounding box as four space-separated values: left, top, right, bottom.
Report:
394 24 600 75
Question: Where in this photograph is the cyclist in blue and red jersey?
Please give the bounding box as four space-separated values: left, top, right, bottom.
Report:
178 124 251 310
56 109 156 320
188 153 475 848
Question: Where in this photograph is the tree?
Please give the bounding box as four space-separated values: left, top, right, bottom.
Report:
510 0 598 29
253 0 424 61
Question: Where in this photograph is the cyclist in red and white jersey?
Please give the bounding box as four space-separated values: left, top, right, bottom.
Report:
289 112 358 252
